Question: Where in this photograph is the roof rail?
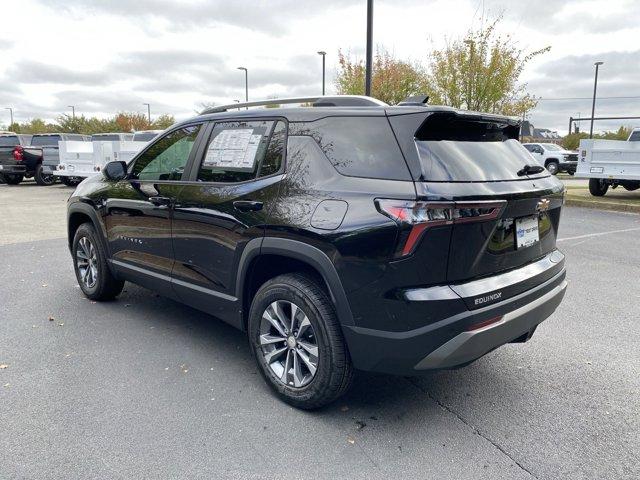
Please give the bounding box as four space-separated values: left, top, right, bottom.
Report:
201 95 388 114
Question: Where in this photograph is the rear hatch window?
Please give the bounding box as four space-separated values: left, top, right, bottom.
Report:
413 112 548 182
0 136 19 147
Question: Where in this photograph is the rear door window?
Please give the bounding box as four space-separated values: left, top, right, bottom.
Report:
196 120 284 183
292 117 411 181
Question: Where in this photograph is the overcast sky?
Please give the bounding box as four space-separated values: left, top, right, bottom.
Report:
1 0 639 134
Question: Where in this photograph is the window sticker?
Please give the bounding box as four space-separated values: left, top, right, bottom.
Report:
204 128 263 171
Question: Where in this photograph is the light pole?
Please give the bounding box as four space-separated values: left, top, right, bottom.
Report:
237 67 248 109
589 62 603 138
365 0 373 96
68 105 75 120
317 51 326 95
143 103 151 124
4 107 13 128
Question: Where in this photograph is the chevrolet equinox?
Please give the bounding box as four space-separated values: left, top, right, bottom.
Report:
66 95 567 409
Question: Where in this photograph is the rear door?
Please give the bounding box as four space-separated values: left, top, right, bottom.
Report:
389 111 564 284
171 119 286 327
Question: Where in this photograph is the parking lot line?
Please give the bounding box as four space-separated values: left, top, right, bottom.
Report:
557 226 640 242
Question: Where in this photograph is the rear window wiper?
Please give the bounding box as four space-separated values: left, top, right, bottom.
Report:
517 164 545 176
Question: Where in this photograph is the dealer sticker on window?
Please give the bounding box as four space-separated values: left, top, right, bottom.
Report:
515 215 539 249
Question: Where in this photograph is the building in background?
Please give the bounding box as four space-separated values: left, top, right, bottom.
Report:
520 121 562 144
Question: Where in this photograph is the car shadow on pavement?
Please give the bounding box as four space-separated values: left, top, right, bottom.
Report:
113 283 513 418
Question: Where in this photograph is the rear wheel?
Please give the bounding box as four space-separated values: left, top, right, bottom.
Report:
72 223 124 300
2 174 23 185
34 164 56 186
248 273 354 409
589 178 609 196
546 160 559 175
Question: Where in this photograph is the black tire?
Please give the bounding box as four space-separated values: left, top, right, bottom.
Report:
72 223 124 301
2 174 23 185
589 178 609 197
545 160 559 175
248 272 354 410
34 164 56 186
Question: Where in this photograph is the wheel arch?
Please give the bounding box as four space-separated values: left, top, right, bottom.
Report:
67 202 110 258
236 237 355 331
545 157 559 166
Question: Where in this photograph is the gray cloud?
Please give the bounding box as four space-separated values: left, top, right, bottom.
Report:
36 0 364 35
526 50 640 132
487 0 639 34
8 60 110 86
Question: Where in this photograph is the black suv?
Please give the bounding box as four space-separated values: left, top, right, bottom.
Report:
67 96 567 409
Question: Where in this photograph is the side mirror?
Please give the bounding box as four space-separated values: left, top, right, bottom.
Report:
103 161 128 181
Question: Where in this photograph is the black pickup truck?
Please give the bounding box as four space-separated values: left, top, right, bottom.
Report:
0 133 32 184
0 133 88 185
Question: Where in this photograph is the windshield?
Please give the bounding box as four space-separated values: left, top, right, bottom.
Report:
92 134 123 141
133 132 158 142
628 131 640 142
31 135 61 146
416 139 548 182
0 136 18 147
542 143 562 151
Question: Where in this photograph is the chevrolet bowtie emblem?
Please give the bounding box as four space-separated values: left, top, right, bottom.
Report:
536 199 551 212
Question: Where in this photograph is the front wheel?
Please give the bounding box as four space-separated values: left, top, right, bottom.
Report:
248 273 354 409
546 161 559 175
34 164 56 186
589 178 609 197
72 223 124 300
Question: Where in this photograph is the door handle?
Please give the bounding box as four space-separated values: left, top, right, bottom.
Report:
233 200 263 212
149 196 172 207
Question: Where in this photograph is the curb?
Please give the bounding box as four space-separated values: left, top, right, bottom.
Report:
565 196 640 214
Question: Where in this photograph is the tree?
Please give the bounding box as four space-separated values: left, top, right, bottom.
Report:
427 18 550 116
151 114 175 129
335 49 435 105
563 126 633 150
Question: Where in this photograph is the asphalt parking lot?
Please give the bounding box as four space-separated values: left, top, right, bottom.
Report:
1 183 638 480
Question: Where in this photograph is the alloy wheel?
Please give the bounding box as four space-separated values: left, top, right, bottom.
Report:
259 300 319 388
76 237 98 289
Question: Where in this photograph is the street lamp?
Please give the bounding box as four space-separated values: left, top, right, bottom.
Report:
4 107 13 128
68 105 75 120
589 61 603 138
237 67 248 109
143 103 151 124
317 51 326 95
365 0 373 96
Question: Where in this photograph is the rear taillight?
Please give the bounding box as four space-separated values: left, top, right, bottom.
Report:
376 199 506 257
13 146 24 162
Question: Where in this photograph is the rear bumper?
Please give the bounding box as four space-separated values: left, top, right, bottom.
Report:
0 164 26 174
343 259 567 375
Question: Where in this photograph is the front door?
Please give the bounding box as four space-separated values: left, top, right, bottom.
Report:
104 124 204 297
171 119 287 327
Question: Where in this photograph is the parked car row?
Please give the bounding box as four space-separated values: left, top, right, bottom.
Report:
0 130 162 186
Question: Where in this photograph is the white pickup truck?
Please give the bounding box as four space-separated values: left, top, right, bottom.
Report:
55 132 151 185
576 128 640 196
